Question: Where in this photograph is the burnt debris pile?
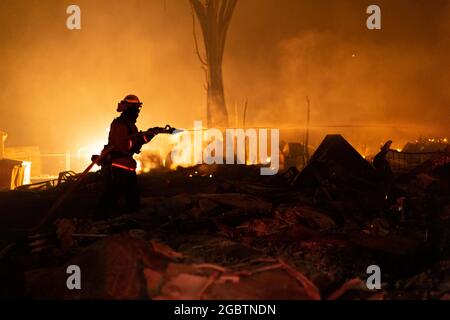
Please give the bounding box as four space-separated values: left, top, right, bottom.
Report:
0 135 449 300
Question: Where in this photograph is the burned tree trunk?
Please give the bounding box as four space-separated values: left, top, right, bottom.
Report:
190 0 237 128
304 96 311 165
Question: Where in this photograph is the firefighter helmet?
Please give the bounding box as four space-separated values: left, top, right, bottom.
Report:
117 94 143 112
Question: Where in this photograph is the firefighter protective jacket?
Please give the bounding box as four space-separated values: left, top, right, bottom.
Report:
106 115 153 170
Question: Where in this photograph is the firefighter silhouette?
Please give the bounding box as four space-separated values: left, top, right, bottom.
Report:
96 94 155 219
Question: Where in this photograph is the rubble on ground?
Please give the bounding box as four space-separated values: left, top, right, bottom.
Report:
0 135 449 300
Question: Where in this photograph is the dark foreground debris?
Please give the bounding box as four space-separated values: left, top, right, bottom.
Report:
0 135 449 300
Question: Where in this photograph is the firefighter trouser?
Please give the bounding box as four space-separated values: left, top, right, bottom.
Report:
96 165 140 219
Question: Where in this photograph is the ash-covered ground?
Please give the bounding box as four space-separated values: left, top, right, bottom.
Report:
0 136 449 300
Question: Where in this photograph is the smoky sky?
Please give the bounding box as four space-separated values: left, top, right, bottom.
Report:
0 0 449 154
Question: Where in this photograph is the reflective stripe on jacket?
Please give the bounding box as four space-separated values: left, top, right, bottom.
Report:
107 117 140 170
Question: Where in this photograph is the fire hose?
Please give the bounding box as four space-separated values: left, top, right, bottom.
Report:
32 124 179 233
0 125 180 260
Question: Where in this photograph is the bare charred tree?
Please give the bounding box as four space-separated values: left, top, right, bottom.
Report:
304 96 311 165
190 0 237 128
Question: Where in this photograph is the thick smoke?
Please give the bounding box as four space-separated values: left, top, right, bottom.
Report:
0 0 448 161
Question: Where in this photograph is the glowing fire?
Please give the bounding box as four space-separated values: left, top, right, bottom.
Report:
22 161 32 185
77 142 104 172
135 159 142 173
